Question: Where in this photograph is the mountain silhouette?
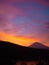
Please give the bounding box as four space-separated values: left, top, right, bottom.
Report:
0 41 49 65
29 42 49 50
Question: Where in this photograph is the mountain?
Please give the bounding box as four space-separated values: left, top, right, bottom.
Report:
29 42 49 50
0 41 49 65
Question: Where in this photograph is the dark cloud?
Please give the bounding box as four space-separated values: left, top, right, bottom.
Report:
45 22 49 29
44 22 49 31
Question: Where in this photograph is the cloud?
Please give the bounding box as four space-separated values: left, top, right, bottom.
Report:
0 0 49 46
28 0 49 7
0 0 49 7
0 1 28 35
44 22 49 29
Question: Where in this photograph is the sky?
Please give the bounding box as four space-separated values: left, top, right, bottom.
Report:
0 0 49 46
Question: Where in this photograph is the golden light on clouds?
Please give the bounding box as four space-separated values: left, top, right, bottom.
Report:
0 31 39 46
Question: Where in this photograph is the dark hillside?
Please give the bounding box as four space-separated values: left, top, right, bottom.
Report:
0 41 49 65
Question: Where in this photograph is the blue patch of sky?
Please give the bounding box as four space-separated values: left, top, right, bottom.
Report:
31 21 44 27
32 3 42 8
12 2 49 18
35 15 42 19
43 18 49 22
12 2 29 9
11 2 49 29
40 7 49 15
12 16 32 25
31 4 49 16
12 2 35 17
17 26 34 35
35 14 49 22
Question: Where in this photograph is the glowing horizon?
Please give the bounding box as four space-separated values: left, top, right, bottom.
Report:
0 31 39 46
0 31 49 47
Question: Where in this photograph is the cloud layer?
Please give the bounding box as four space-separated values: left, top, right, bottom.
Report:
0 0 49 46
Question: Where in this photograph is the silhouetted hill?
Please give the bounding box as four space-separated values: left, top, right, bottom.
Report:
0 41 49 65
30 42 49 50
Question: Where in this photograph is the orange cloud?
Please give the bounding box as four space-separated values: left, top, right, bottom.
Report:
0 31 39 46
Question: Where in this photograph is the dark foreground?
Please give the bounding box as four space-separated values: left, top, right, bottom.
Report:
0 41 49 65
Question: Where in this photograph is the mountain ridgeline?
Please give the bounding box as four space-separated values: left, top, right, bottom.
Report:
0 41 49 65
29 42 49 50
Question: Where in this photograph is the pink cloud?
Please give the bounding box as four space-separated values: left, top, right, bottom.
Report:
0 1 28 17
0 3 27 35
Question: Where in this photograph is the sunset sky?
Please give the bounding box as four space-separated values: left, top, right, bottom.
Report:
0 0 49 46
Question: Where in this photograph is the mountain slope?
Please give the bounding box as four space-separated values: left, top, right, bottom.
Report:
0 41 49 65
30 42 49 50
